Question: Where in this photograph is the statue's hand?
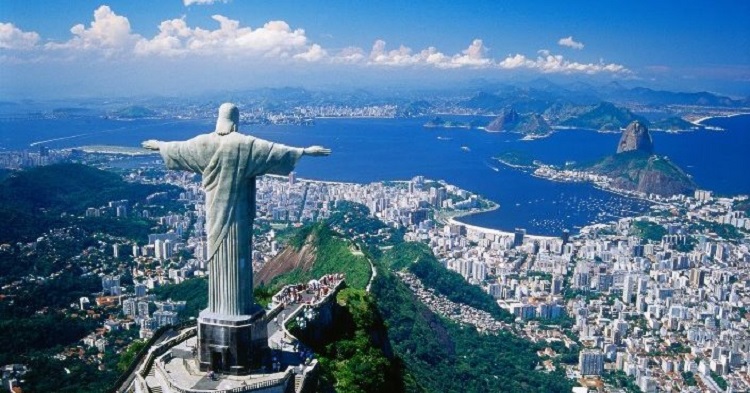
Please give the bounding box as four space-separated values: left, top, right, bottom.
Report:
303 146 331 156
142 140 161 151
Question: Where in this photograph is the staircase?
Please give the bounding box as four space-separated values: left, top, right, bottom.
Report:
294 374 304 392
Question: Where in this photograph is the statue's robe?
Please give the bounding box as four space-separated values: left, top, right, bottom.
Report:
159 132 302 315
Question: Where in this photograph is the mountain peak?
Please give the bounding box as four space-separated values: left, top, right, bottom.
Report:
617 120 653 154
484 108 550 135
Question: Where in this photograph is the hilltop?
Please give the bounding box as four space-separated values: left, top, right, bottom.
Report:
252 203 573 393
0 163 182 244
110 105 157 119
586 121 697 196
616 120 653 154
560 102 648 131
254 223 372 291
485 108 552 136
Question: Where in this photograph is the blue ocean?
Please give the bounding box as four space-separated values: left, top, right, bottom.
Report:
1 114 748 236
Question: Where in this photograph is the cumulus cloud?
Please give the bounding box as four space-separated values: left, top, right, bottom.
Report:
448 39 491 68
45 5 140 55
368 39 420 66
0 22 40 50
499 51 629 74
360 39 493 69
184 0 229 6
2 5 632 78
332 46 366 64
134 16 314 60
558 36 584 50
293 44 327 62
35 6 322 62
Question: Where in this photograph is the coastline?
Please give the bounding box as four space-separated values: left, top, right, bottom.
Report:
272 174 556 239
694 112 750 125
69 145 158 156
493 157 535 170
450 216 556 241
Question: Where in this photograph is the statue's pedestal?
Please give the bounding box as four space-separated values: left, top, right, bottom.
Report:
197 308 269 375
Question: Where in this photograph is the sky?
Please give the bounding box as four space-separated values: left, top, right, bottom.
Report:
1 0 749 98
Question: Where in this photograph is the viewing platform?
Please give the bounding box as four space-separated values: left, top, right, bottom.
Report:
117 275 346 393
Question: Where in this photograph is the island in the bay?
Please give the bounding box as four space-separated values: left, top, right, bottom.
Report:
499 120 697 197
485 108 552 139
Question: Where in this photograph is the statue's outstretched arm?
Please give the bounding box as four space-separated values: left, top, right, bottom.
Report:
302 146 331 156
142 140 162 151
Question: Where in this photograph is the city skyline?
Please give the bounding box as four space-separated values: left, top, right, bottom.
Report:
1 0 749 98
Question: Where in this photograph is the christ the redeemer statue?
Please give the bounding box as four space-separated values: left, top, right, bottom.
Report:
142 103 329 373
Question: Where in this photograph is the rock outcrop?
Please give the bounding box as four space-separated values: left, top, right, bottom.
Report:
485 108 551 135
587 121 696 196
591 151 697 196
254 233 317 286
617 120 653 154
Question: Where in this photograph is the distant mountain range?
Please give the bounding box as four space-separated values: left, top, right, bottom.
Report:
559 102 649 131
3 80 746 125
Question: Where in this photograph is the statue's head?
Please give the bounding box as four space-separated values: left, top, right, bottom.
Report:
215 103 239 135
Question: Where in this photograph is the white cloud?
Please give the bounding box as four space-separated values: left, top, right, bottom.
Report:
361 39 493 69
498 54 535 69
331 46 366 64
184 0 229 6
498 51 629 74
45 6 140 55
448 39 492 68
134 16 315 60
368 39 421 66
293 44 327 62
1 5 632 79
558 36 584 50
0 22 40 50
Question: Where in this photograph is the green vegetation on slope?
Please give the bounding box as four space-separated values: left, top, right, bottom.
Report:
269 223 372 291
291 288 405 393
387 242 513 322
371 260 573 393
113 105 157 118
0 163 173 214
152 276 209 318
651 116 696 131
584 150 697 196
0 163 182 244
0 270 119 393
22 349 122 393
585 149 650 172
276 203 570 392
691 220 746 241
560 102 648 131
631 220 667 242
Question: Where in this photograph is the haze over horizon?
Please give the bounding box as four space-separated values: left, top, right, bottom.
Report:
1 0 749 98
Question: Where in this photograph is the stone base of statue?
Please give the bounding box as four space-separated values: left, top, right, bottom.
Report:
197 306 269 375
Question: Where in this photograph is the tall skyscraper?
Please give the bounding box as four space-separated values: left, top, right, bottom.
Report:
623 274 635 304
134 283 147 298
561 229 570 244
102 275 121 294
514 228 526 248
123 298 137 317
579 349 604 376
